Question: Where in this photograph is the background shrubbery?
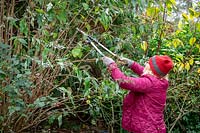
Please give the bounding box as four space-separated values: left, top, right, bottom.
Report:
0 0 199 132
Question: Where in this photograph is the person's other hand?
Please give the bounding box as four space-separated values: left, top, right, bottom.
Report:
102 56 115 66
120 57 133 67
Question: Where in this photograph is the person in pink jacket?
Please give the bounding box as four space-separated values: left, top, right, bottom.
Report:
102 55 174 133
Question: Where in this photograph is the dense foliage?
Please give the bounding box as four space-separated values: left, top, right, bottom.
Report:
0 0 199 132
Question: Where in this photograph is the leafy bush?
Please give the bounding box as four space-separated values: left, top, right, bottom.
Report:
0 0 199 132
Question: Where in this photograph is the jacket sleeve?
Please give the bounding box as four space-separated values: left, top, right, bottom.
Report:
129 62 144 76
107 63 154 93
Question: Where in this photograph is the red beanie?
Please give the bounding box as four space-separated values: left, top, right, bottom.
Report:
149 55 173 77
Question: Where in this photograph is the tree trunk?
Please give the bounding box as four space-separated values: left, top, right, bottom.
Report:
0 0 5 42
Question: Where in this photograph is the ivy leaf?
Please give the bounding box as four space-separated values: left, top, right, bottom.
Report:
34 97 46 108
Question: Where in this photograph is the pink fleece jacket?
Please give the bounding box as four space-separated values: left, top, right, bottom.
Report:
107 62 168 133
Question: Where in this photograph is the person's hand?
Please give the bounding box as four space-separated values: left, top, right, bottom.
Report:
120 57 133 67
102 56 115 66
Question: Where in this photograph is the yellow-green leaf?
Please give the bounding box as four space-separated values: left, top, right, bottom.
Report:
173 39 184 48
189 8 199 18
189 8 195 16
175 54 184 61
72 47 83 58
169 0 176 4
178 21 183 29
196 44 200 52
86 100 91 104
189 58 194 65
189 14 194 20
197 68 200 74
146 7 160 18
178 62 184 71
185 62 190 71
35 9 45 14
124 0 129 5
182 13 189 21
141 41 148 52
189 37 196 46
196 23 200 32
95 7 99 13
85 23 91 31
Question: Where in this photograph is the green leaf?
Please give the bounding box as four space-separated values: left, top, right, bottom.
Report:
8 106 21 115
66 87 72 97
0 69 6 75
34 98 46 108
48 115 56 124
124 0 129 5
18 38 27 45
82 3 89 10
175 54 183 61
53 33 58 39
197 23 200 32
84 78 90 89
99 12 111 30
47 2 53 12
35 8 45 14
58 115 62 127
72 47 83 58
19 19 28 36
0 43 10 49
57 87 68 93
57 10 67 23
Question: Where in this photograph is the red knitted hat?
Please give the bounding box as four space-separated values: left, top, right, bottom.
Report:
149 55 173 77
